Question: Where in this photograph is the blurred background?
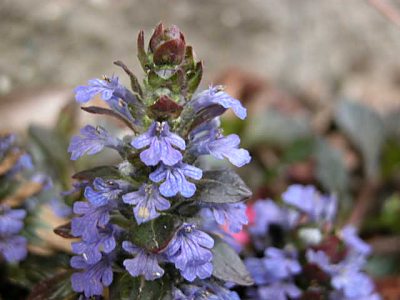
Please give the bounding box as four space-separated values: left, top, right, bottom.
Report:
1 0 400 298
1 0 400 129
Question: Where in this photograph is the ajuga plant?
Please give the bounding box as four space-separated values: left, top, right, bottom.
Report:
243 184 381 300
64 23 253 299
0 133 52 298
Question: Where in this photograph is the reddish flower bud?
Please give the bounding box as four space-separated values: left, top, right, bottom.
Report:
149 95 183 119
149 23 186 66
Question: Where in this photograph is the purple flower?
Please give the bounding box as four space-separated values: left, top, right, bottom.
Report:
306 249 332 272
190 128 251 167
201 202 248 233
282 184 337 222
0 206 26 236
107 96 140 126
306 249 377 299
172 285 214 300
201 216 243 253
257 282 301 300
191 86 247 120
75 76 120 103
149 162 202 198
132 122 185 166
71 200 116 241
0 206 27 262
340 225 371 256
50 198 73 218
0 235 27 263
330 291 381 300
32 173 52 190
245 257 270 285
72 226 116 264
203 282 240 300
70 253 114 297
173 282 240 300
249 199 299 237
84 178 128 207
68 125 122 160
61 181 88 196
122 184 170 224
122 241 164 280
74 76 144 126
75 76 141 108
5 153 33 178
0 134 15 157
332 270 375 299
262 247 301 281
166 224 214 281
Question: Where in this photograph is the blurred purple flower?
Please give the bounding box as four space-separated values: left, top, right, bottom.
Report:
306 249 377 299
340 225 371 256
263 247 301 281
0 206 26 236
0 235 27 263
245 257 270 285
0 134 15 157
50 198 73 218
257 282 301 300
249 199 299 237
282 184 337 222
0 206 27 263
201 202 248 233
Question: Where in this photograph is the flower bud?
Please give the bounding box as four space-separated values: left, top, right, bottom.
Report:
149 95 183 120
149 23 186 66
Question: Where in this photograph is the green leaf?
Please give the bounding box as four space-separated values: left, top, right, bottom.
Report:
282 137 315 163
27 271 75 300
111 273 171 300
193 169 252 204
55 102 79 138
28 125 70 178
314 138 349 195
130 215 182 253
186 61 203 98
243 109 312 147
381 138 400 179
384 110 400 139
335 100 385 178
72 165 121 181
211 237 253 286
114 60 144 98
7 253 71 290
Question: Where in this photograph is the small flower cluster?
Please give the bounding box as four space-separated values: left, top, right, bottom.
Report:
0 134 32 263
66 24 252 298
245 184 380 300
0 134 50 263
